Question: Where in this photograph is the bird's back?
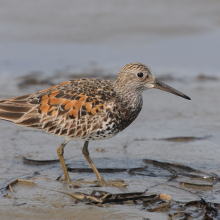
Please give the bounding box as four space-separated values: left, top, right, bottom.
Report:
0 79 123 140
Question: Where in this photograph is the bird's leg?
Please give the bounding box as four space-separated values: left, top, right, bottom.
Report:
82 141 104 181
82 141 128 188
57 140 71 183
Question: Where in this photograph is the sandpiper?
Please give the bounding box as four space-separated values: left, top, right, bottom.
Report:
0 63 190 187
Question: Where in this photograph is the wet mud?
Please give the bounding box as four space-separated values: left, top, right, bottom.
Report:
1 67 220 220
1 95 220 219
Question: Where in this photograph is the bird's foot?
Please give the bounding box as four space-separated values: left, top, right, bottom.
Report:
59 177 82 188
58 176 128 188
94 179 128 188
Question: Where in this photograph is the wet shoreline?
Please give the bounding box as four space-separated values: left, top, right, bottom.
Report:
1 1 220 219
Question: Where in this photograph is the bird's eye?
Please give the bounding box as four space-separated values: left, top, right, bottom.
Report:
137 72 144 78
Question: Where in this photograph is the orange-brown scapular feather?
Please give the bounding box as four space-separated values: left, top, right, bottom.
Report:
91 108 97 115
69 108 77 118
85 103 92 112
48 106 56 112
75 101 83 110
41 98 49 105
49 98 63 106
41 105 50 114
65 100 76 110
52 110 58 116
57 99 70 108
79 95 87 101
42 94 49 100
69 108 74 117
40 100 49 111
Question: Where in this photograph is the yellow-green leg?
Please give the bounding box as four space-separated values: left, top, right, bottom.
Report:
57 140 71 182
82 141 128 188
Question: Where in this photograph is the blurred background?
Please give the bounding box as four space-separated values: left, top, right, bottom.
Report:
0 0 220 79
0 1 220 219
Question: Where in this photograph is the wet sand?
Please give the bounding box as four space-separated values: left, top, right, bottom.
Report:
1 1 220 219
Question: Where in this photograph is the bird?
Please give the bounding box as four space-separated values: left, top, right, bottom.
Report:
0 63 190 188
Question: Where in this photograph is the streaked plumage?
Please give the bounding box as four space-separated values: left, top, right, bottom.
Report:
0 63 190 187
0 78 141 141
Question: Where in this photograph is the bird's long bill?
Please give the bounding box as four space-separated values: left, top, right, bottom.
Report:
154 79 191 100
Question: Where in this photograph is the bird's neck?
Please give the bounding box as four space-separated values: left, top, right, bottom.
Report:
113 81 143 131
113 81 143 112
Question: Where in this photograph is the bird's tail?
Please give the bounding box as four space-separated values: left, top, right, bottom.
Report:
0 94 34 123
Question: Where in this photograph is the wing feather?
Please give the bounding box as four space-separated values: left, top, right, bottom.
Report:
0 79 117 139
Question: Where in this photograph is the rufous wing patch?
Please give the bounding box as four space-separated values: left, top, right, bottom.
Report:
38 80 109 123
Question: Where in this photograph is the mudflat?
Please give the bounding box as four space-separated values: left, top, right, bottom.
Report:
0 1 220 219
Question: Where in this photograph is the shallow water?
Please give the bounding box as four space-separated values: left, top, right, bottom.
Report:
0 1 220 219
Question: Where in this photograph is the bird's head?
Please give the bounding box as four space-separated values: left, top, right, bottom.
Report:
116 63 191 100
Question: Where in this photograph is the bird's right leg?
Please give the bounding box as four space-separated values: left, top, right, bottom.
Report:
57 140 95 186
57 140 71 183
82 141 128 188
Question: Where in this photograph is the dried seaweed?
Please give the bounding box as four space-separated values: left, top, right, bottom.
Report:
67 190 166 206
23 156 60 165
168 199 220 219
0 171 40 195
143 159 219 186
179 181 213 189
6 178 35 188
1 178 35 198
144 194 172 212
